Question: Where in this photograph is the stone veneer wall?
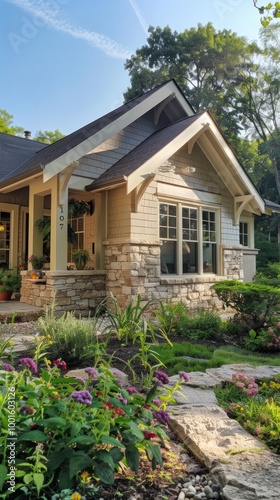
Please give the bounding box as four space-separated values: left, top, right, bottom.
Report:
104 241 245 312
20 270 106 317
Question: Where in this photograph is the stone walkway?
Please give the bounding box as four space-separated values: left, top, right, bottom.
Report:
3 328 280 499
168 365 280 500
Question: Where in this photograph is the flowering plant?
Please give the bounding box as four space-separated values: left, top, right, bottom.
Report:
28 254 47 269
0 343 187 498
245 322 280 352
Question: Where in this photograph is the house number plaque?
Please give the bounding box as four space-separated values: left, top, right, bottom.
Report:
59 206 65 230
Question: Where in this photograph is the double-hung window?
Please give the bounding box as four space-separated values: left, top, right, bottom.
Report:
159 203 218 275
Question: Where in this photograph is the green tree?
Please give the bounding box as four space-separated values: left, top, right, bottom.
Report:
0 109 24 136
254 1 280 26
34 129 65 144
124 23 260 145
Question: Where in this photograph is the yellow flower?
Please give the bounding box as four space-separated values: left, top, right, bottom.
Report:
47 334 51 338
270 430 276 436
8 341 14 346
80 470 90 483
44 358 51 365
71 493 82 500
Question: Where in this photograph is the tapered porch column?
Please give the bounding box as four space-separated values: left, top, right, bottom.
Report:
49 163 78 270
28 188 44 267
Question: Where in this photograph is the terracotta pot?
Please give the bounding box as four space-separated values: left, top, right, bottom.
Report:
0 290 13 301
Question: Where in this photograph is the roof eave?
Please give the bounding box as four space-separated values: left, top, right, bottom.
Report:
0 164 44 192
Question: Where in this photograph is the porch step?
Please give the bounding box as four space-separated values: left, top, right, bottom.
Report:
0 300 44 323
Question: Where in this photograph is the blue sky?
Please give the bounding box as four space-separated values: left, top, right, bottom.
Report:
1 0 263 137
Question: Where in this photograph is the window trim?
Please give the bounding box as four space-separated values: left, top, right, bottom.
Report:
159 200 220 276
239 216 254 248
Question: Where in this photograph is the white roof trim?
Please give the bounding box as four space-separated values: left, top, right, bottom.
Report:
43 81 193 182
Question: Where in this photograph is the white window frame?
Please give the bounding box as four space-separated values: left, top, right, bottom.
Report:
239 216 254 248
159 201 220 276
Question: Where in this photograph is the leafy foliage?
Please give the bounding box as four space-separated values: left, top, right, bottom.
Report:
35 306 99 364
212 280 280 328
0 332 184 498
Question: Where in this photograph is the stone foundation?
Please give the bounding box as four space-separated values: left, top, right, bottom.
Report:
104 241 245 311
20 270 106 317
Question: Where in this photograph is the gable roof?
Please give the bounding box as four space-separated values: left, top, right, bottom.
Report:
0 133 46 181
0 80 194 189
85 114 203 191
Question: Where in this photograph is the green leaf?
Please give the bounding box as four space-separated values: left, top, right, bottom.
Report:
145 383 158 405
128 421 144 441
94 462 114 485
95 450 114 468
40 369 51 382
17 430 48 442
33 472 44 495
148 444 162 467
67 435 96 446
47 448 73 474
101 435 123 448
109 447 124 464
37 417 66 428
58 467 73 491
125 445 139 473
23 473 33 484
69 451 92 479
0 465 7 491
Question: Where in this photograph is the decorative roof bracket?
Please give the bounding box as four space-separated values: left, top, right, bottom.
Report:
187 123 210 154
59 161 79 205
131 174 156 212
154 93 176 125
234 194 254 225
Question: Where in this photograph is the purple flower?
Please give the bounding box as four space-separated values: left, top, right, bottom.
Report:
75 377 86 384
19 358 37 373
118 379 125 387
118 394 128 405
71 390 92 406
127 387 140 394
152 398 161 407
154 370 169 384
179 371 190 383
84 367 98 380
0 362 14 372
112 369 123 377
152 409 170 424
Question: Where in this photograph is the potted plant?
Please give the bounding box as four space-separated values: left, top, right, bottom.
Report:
0 268 21 301
28 255 47 270
72 249 91 270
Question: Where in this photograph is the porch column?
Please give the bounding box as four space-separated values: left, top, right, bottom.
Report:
28 190 44 267
50 175 68 270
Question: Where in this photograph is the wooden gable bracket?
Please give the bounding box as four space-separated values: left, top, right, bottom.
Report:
234 194 254 225
187 123 210 154
154 93 176 125
131 174 156 213
58 161 79 205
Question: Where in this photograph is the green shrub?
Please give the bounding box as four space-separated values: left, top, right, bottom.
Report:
177 309 225 341
149 301 189 337
255 262 280 287
212 280 280 328
35 306 100 364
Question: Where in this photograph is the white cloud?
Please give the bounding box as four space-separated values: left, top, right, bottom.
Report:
6 0 132 59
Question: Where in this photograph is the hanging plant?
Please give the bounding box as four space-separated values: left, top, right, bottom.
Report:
35 199 91 255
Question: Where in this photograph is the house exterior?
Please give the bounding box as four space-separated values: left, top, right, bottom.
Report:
0 80 278 315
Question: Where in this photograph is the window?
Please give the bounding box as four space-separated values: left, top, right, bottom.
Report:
160 203 218 275
67 215 85 262
239 221 249 246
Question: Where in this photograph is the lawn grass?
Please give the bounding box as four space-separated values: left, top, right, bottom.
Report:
153 342 280 375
